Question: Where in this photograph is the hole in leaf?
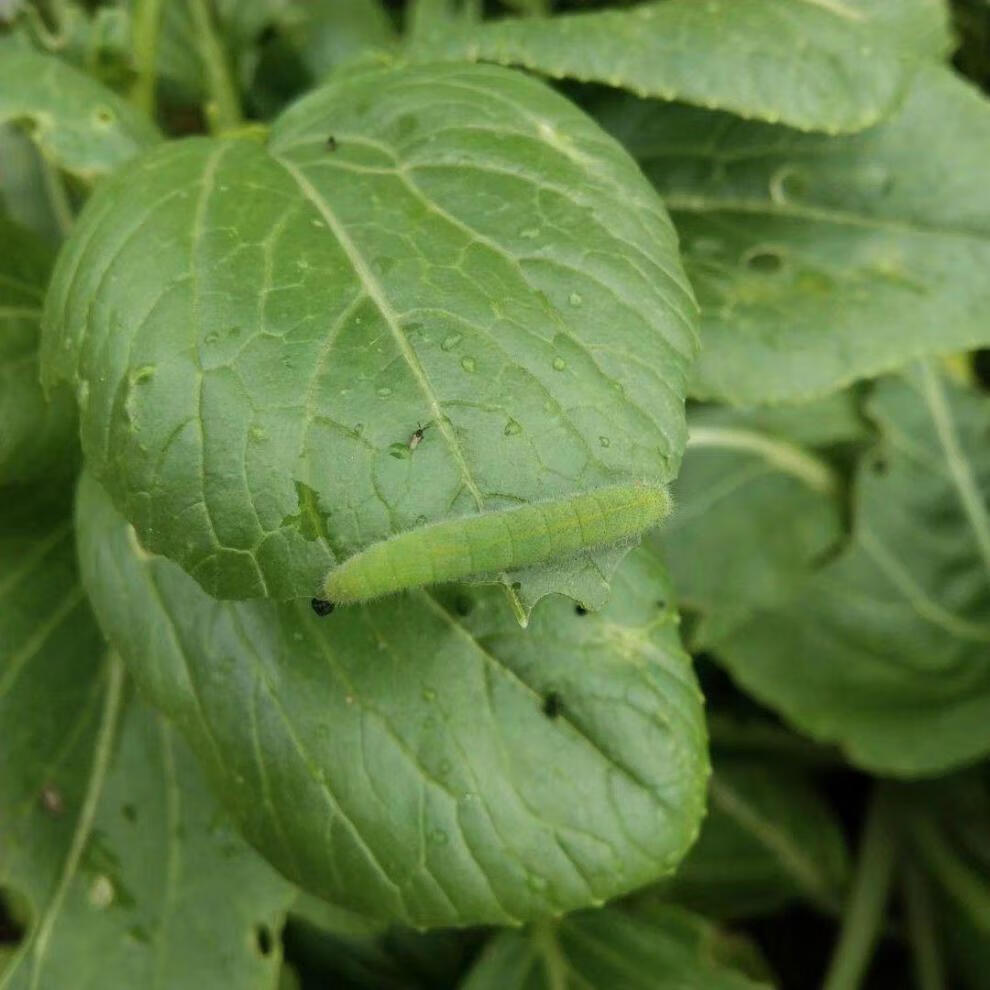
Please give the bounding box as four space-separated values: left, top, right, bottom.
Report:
743 247 785 274
255 924 274 957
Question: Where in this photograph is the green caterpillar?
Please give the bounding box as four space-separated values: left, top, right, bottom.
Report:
315 483 671 608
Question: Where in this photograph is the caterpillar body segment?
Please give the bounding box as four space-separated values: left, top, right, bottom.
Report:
321 483 671 606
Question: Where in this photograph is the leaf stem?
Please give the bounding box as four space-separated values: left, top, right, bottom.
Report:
822 789 898 990
686 426 838 495
187 0 242 134
533 920 568 990
902 862 946 990
130 0 165 118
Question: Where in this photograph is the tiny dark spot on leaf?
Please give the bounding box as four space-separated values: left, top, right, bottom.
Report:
311 598 335 616
122 803 137 823
574 604 588 616
542 692 563 719
872 455 888 475
326 135 338 152
453 594 473 617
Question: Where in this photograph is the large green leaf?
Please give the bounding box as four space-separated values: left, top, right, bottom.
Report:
0 488 293 989
0 216 76 486
663 758 849 918
601 63 990 404
410 0 916 134
710 369 990 776
656 400 846 647
75 471 709 927
43 61 697 609
458 902 771 989
0 40 159 181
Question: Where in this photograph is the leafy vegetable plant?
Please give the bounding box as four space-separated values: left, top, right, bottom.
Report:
2 1 989 987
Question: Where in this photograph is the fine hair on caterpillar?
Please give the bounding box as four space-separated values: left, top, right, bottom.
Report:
317 483 671 608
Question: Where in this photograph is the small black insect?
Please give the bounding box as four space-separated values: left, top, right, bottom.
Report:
326 135 338 152
542 691 563 719
408 422 429 451
574 604 588 616
311 598 335 617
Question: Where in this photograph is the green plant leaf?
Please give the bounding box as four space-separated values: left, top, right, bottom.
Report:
43 61 697 608
655 401 844 647
710 368 990 776
409 0 916 134
408 0 483 42
0 124 72 244
843 0 955 59
74 471 709 927
0 488 293 990
458 902 772 989
10 1 133 92
0 216 76 487
662 758 849 919
287 895 476 990
0 39 159 182
900 771 990 990
601 63 990 404
278 0 395 79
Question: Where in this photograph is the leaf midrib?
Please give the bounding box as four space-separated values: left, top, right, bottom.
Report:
666 194 989 242
273 153 486 513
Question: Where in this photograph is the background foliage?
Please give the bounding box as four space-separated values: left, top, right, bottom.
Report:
2 1 989 987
